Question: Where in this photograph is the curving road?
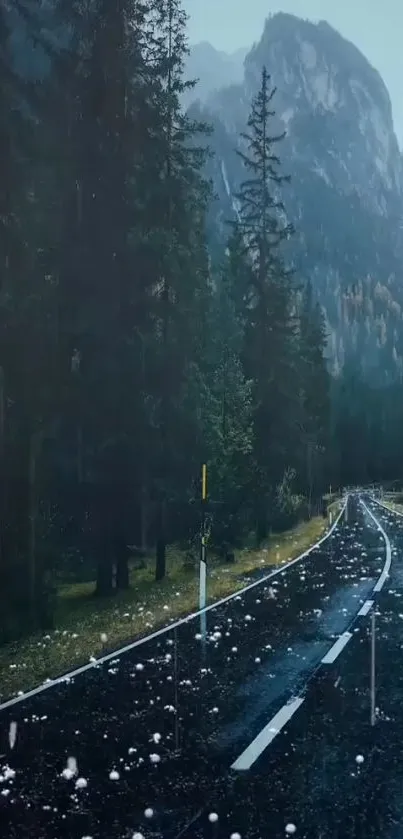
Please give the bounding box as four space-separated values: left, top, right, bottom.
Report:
0 493 400 839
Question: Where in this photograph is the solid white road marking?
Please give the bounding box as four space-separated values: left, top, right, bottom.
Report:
360 499 391 593
321 631 352 664
357 599 373 617
231 696 305 771
373 497 403 518
0 501 346 712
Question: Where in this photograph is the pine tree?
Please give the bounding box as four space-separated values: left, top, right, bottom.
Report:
0 3 20 630
0 2 59 634
207 256 254 551
145 0 211 579
234 66 298 539
298 280 330 507
47 0 157 594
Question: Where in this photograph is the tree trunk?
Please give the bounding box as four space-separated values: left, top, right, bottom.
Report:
140 483 148 553
155 1 173 586
256 514 268 545
155 496 166 582
116 539 129 589
28 428 48 625
28 433 37 623
307 441 313 518
114 485 129 590
256 500 269 546
77 424 83 483
94 489 114 596
95 544 114 596
0 368 4 575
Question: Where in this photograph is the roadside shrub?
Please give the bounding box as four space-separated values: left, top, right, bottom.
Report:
272 467 309 530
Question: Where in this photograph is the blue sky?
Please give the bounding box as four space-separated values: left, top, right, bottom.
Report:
183 0 403 146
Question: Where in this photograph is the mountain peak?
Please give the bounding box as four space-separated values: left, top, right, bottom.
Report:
190 13 403 381
241 12 401 206
250 12 391 119
190 41 224 56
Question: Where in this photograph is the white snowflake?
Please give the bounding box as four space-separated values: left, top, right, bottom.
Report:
67 756 78 775
8 722 17 750
75 777 88 790
0 766 16 782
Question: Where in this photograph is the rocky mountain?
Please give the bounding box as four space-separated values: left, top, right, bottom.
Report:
188 13 403 384
183 42 248 109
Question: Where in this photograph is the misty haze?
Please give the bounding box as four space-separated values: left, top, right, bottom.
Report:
1 3 403 839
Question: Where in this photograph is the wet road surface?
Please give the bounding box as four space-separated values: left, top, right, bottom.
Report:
1 494 401 838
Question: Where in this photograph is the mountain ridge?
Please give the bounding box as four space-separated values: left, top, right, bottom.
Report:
187 13 403 385
183 41 248 108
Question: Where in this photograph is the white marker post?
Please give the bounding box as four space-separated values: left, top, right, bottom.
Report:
370 608 376 726
199 464 207 644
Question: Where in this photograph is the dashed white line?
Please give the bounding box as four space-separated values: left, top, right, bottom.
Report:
231 696 305 771
321 631 353 664
229 495 390 769
357 599 373 617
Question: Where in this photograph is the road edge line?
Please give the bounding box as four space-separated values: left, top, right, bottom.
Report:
360 498 391 592
0 501 347 713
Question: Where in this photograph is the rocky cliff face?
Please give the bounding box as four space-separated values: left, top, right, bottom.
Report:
188 14 403 384
244 15 403 215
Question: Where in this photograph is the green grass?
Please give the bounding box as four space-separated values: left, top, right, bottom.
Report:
0 502 340 703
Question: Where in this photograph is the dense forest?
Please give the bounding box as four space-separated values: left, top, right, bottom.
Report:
1 0 402 645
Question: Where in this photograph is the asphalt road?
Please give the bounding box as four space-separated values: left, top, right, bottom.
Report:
1 494 401 839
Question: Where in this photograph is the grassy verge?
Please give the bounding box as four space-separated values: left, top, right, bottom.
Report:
0 502 341 703
378 491 403 515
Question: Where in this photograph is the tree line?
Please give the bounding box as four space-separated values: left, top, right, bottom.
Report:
0 0 336 642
